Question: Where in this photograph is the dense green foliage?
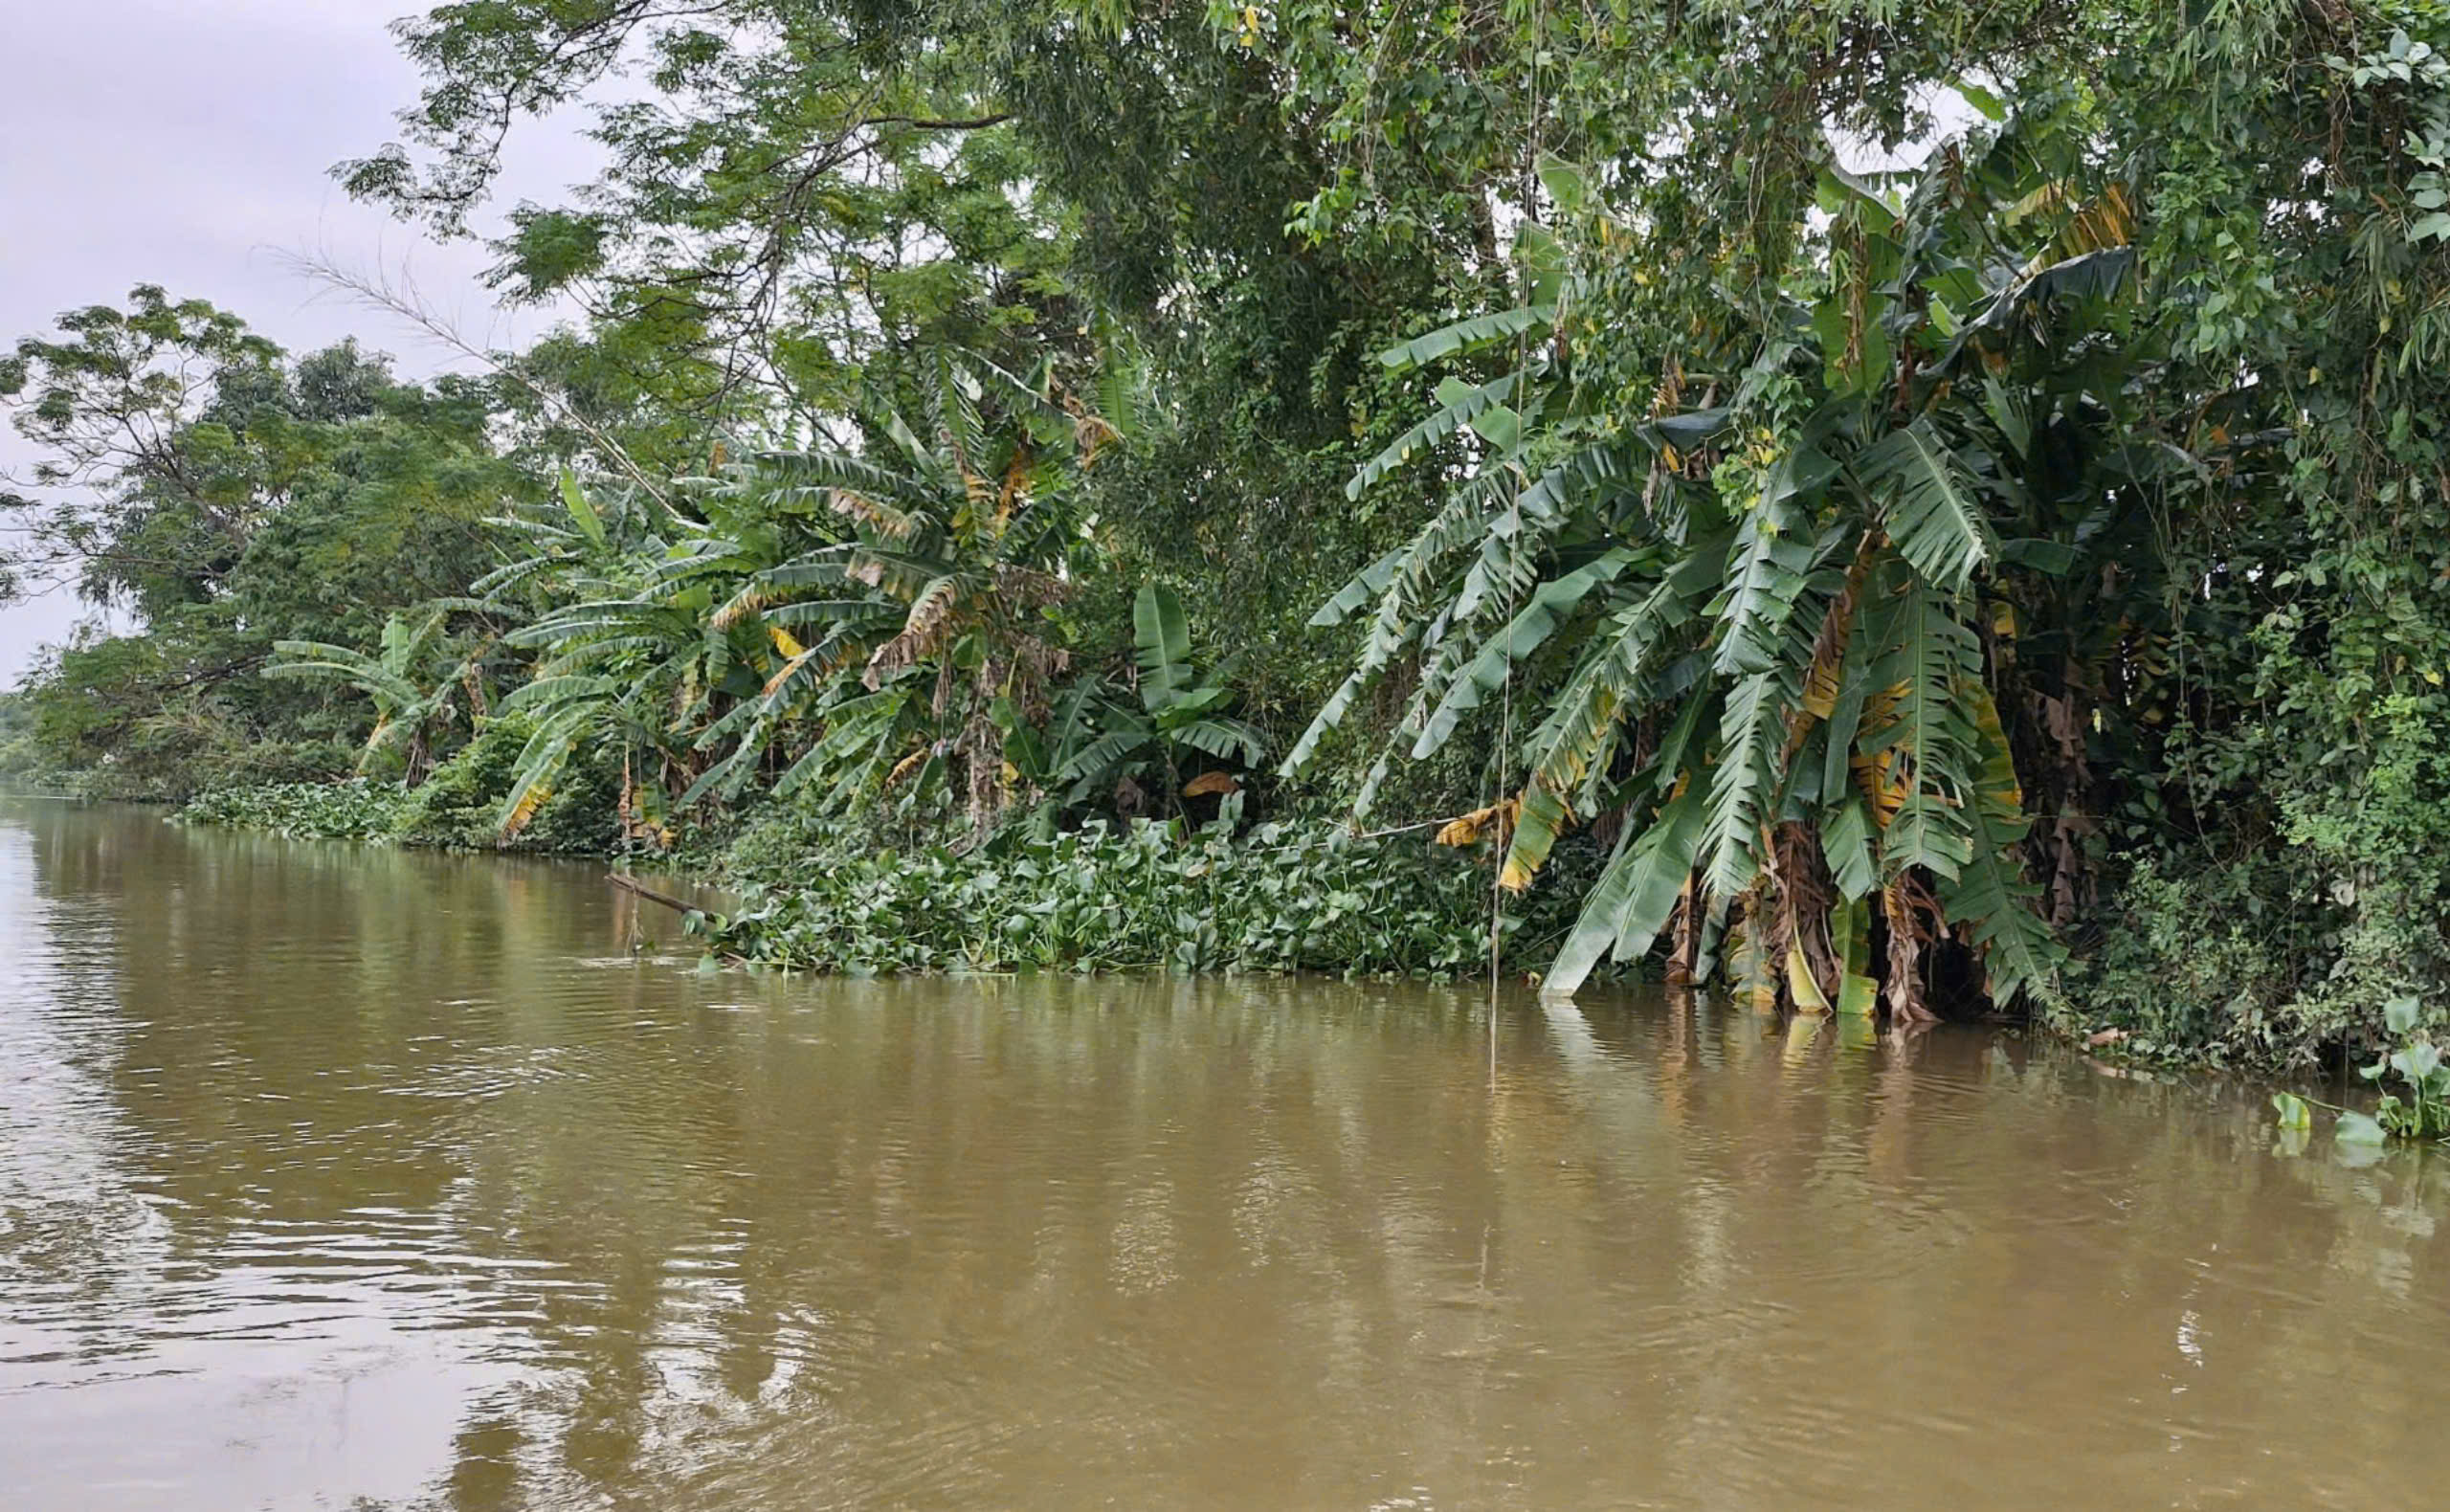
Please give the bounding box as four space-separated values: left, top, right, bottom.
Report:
1 300 530 795
170 722 622 853
702 814 1586 978
14 0 2450 1070
175 780 411 842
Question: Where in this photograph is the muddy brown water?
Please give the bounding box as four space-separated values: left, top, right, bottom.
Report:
4 799 2447 1509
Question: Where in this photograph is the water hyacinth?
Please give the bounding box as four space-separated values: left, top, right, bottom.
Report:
701 816 1601 980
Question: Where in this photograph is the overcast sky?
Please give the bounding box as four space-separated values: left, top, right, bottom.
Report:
0 0 599 686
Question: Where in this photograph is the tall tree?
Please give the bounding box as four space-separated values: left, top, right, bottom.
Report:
2 292 533 793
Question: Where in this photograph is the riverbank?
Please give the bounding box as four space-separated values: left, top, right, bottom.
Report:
163 778 1602 982
147 778 2429 1100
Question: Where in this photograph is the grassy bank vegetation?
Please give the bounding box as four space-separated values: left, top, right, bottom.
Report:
12 1 2450 1074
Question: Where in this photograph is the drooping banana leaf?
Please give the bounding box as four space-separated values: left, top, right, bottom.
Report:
1544 784 1707 997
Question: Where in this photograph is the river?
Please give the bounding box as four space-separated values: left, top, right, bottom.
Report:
3 798 2446 1508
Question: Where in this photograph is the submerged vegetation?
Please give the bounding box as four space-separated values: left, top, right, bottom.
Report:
10 1 2450 1070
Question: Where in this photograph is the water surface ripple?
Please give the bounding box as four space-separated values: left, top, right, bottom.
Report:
3 800 2445 1509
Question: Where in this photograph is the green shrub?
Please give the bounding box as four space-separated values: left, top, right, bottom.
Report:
391 715 618 854
704 786 941 880
0 767 102 799
2063 857 2301 1065
2077 693 2450 1070
221 739 365 789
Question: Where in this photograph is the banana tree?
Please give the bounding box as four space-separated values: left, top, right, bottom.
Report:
1295 111 2184 1018
482 471 725 840
702 352 1109 831
493 352 1112 840
1000 584 1266 821
268 604 489 784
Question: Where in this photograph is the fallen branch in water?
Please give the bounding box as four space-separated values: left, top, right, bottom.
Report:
608 872 698 914
608 873 755 968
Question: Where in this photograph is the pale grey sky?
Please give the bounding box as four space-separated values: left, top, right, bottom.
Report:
0 0 597 686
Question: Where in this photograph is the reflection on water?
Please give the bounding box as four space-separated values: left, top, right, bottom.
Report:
4 800 2448 1509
